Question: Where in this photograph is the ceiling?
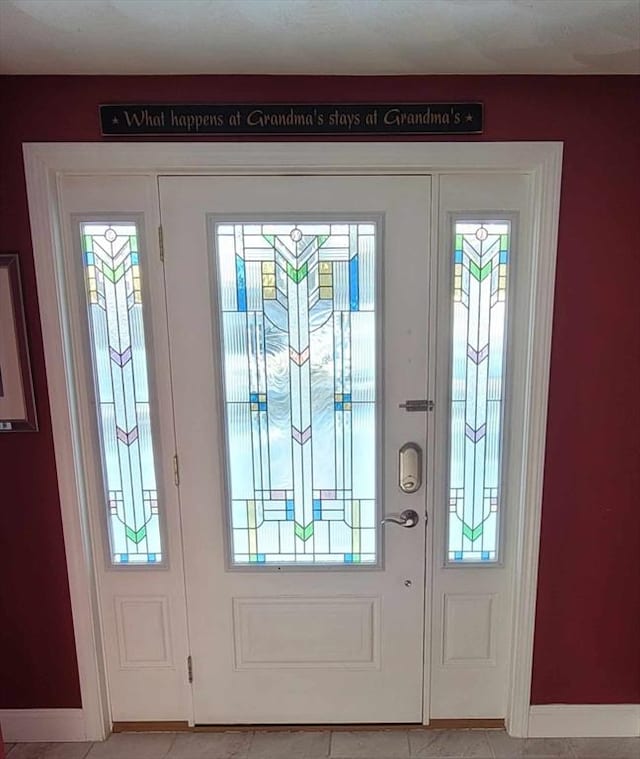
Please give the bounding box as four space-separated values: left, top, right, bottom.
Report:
1 0 639 75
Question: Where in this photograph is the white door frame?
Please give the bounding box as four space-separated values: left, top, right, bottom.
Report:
23 141 562 739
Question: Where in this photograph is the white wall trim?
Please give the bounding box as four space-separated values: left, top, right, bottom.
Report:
22 141 562 738
23 149 110 742
0 709 87 743
505 146 564 738
528 705 640 738
23 140 560 175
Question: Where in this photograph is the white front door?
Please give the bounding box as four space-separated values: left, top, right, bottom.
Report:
32 142 560 733
160 176 432 723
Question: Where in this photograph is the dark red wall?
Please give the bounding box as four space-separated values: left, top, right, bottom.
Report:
1 75 638 709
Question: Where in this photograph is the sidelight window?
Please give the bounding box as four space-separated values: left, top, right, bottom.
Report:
447 220 510 563
80 221 163 564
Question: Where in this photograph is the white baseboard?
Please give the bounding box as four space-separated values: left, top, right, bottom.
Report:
528 704 640 737
0 709 87 742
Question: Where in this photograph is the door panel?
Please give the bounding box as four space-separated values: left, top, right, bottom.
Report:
160 176 431 723
428 173 533 717
57 175 191 721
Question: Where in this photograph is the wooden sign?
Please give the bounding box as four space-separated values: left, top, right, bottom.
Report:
100 103 483 136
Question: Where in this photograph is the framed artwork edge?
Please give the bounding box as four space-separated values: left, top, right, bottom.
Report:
0 252 38 432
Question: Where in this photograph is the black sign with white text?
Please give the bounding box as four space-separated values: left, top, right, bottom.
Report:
100 103 483 136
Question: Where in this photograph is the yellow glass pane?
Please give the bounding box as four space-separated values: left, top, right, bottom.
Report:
247 501 257 532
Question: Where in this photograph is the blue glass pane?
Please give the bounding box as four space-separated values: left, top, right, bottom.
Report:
81 222 162 564
448 222 509 563
216 222 377 565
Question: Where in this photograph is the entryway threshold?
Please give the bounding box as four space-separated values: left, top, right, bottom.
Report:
112 719 505 733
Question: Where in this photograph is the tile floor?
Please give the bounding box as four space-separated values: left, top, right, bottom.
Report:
3 730 639 759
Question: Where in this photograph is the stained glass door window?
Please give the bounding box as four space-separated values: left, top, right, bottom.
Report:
448 221 510 563
81 222 163 564
214 221 377 565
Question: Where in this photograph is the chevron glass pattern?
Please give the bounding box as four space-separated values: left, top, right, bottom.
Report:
448 221 510 562
215 222 377 565
81 222 162 564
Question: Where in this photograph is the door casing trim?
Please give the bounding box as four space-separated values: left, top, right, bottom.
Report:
23 141 562 739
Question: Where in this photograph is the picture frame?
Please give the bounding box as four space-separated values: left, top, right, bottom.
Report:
0 253 38 431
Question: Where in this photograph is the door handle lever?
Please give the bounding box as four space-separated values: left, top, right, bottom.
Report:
381 509 419 528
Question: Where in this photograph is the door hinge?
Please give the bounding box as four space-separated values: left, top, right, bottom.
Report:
399 399 435 412
187 655 193 684
173 453 180 486
158 225 164 261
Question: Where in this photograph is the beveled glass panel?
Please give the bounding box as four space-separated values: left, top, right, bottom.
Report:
80 222 162 564
448 221 510 563
214 222 377 565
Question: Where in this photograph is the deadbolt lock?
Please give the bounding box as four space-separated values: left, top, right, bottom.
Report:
399 442 422 494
